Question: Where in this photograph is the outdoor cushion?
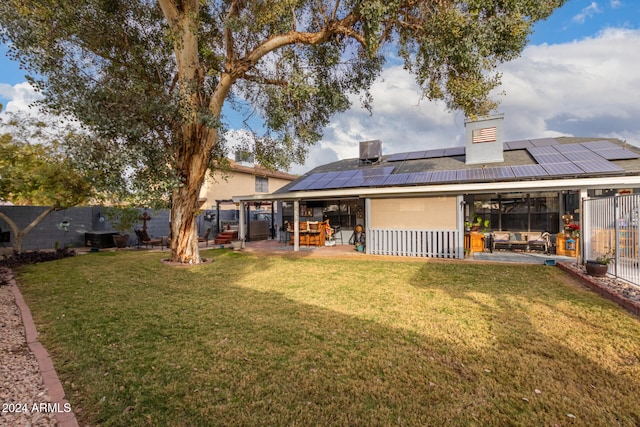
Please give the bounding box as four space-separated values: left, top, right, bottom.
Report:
493 233 509 242
527 232 545 242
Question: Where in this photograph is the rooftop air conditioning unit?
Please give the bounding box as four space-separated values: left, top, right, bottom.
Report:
359 140 382 164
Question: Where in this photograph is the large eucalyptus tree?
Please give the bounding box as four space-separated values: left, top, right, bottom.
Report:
0 0 564 263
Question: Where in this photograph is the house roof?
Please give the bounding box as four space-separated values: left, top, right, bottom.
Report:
233 137 640 202
216 159 298 181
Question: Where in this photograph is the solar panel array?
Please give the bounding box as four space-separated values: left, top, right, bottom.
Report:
503 138 559 151
287 140 637 192
525 142 633 175
387 146 465 162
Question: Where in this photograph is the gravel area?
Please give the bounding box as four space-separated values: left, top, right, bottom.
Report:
0 268 58 427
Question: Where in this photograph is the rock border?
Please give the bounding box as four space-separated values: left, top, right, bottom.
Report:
558 261 640 317
4 269 79 427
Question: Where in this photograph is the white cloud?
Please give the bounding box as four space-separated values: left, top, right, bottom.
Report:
496 28 640 143
288 27 640 173
4 28 639 177
0 82 42 117
572 2 602 24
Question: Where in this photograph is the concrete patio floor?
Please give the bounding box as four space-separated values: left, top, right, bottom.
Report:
238 239 578 265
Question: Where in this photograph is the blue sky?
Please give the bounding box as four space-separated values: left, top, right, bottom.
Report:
1 1 639 174
529 0 636 44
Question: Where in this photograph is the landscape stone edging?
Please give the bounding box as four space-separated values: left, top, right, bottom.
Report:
557 262 640 317
8 271 79 427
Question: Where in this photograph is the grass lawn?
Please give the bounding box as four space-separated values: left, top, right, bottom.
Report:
16 249 640 426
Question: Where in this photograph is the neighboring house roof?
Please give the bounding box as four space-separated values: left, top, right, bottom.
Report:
217 159 298 181
255 137 640 200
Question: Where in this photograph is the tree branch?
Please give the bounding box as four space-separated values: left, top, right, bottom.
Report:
236 13 364 79
224 0 244 70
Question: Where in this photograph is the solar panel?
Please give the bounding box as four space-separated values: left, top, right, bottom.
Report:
457 168 485 181
304 171 344 190
362 176 389 186
532 153 569 164
505 140 533 150
595 149 640 160
574 160 623 173
353 166 394 186
430 170 458 183
423 149 445 159
361 166 394 176
383 174 410 185
580 140 621 151
306 179 334 190
483 166 515 179
569 150 605 162
511 164 548 178
326 170 358 188
387 152 410 162
530 138 558 147
405 172 433 184
527 145 559 155
553 144 589 154
288 173 324 191
541 162 584 176
444 147 465 157
405 150 428 160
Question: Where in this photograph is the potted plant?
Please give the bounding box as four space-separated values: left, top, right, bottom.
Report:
585 252 613 277
470 215 489 233
231 239 244 251
104 206 140 248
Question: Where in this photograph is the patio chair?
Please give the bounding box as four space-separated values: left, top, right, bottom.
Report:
136 229 164 249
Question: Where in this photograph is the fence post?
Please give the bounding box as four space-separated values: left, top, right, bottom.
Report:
614 194 620 277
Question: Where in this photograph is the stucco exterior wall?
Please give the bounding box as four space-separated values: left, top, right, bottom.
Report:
370 197 457 229
199 171 294 210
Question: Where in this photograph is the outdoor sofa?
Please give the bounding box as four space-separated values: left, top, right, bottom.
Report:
492 231 550 253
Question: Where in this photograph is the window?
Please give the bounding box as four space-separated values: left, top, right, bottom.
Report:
255 176 268 193
472 192 561 233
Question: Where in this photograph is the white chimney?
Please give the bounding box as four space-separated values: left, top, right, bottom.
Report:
464 114 504 165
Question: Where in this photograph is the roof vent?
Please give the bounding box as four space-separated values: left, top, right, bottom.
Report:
359 140 382 165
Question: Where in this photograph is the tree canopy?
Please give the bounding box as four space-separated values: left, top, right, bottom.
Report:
0 0 565 263
0 113 94 251
0 115 92 207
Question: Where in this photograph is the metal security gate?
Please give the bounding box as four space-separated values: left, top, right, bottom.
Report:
583 194 640 287
367 228 462 258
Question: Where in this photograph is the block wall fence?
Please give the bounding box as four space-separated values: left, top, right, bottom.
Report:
0 206 172 250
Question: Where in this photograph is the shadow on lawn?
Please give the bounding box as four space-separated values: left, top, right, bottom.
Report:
18 250 640 426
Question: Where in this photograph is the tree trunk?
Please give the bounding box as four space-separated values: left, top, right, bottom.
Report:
169 183 203 264
169 129 213 264
160 0 234 264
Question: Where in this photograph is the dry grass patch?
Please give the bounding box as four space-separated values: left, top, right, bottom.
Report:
15 249 640 426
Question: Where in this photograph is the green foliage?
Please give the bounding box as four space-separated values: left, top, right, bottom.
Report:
103 206 140 235
595 252 613 265
0 113 93 207
0 0 565 177
0 0 566 261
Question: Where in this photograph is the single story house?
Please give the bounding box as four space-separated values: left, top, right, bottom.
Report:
233 115 640 257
